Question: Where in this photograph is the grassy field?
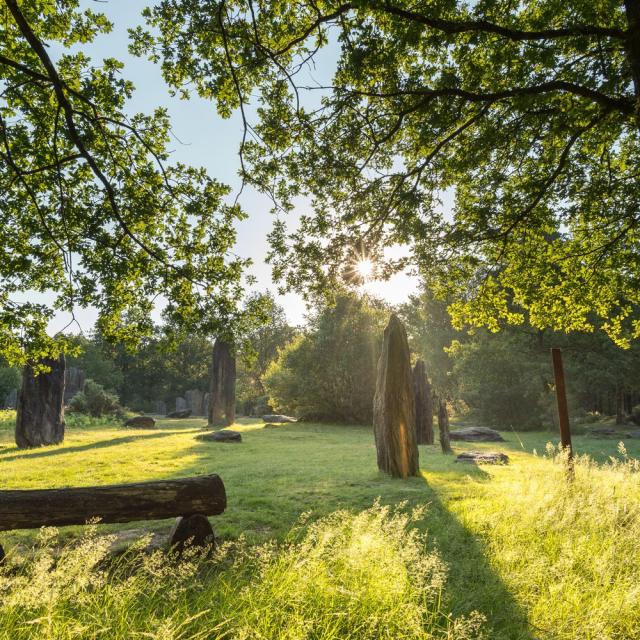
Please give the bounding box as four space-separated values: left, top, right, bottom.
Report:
1 413 639 639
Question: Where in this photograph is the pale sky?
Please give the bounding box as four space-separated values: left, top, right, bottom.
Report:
44 1 422 332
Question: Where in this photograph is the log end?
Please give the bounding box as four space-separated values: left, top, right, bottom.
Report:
168 515 215 554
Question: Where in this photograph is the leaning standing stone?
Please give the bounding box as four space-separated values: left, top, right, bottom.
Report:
373 315 419 478
16 355 66 448
413 359 434 445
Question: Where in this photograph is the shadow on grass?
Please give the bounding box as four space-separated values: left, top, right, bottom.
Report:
0 429 201 463
175 424 533 639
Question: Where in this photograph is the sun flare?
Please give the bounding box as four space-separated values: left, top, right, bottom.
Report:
356 258 374 282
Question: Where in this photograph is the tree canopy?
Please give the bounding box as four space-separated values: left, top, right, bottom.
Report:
1 0 250 366
136 0 640 345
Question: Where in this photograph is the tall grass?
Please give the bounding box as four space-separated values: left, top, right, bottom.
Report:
0 505 485 640
473 443 640 639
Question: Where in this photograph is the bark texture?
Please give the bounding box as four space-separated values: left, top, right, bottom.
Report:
437 398 453 454
373 314 419 478
208 339 236 426
413 359 434 445
15 355 66 449
0 474 226 531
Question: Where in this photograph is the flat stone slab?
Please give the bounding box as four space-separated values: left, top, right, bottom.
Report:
449 427 504 442
167 409 192 419
123 416 156 429
456 451 509 465
262 414 297 423
197 430 242 443
629 430 640 438
587 427 622 437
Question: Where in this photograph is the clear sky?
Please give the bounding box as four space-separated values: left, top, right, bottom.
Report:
45 2 422 332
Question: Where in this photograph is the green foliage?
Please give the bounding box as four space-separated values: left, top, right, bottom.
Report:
0 409 15 431
236 294 297 415
264 295 387 423
400 287 640 428
0 366 20 403
137 0 640 345
68 379 123 418
66 336 123 393
1 0 249 366
449 331 549 429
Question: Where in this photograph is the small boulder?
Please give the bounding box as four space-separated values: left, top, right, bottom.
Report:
197 430 242 443
587 427 620 437
124 416 156 429
167 409 192 419
262 414 297 423
628 430 640 438
456 451 509 465
449 427 504 442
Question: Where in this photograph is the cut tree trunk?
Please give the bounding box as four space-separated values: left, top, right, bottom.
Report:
208 339 236 427
437 398 453 454
616 384 625 425
373 314 419 478
15 355 66 449
413 359 434 445
0 474 226 531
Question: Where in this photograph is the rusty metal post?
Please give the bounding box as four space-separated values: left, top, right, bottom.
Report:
551 348 573 465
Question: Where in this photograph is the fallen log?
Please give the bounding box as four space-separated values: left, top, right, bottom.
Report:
0 474 226 532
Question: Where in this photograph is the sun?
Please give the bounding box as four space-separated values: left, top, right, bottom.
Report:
356 258 374 282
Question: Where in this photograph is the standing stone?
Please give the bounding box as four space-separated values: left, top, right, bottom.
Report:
413 360 434 445
185 389 204 416
152 400 167 416
176 397 187 412
208 339 236 427
373 315 419 478
16 355 66 449
4 388 17 409
437 398 453 454
63 366 85 404
203 393 210 420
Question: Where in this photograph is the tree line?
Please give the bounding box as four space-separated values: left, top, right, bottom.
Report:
5 291 637 431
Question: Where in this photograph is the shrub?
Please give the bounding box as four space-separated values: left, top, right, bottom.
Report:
68 380 123 418
264 295 388 423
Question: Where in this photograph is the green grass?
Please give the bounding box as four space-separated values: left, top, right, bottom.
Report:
1 414 640 639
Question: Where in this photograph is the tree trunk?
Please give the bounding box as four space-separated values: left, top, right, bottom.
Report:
413 359 434 444
15 355 66 449
437 398 453 454
616 384 625 425
208 339 236 427
373 314 419 478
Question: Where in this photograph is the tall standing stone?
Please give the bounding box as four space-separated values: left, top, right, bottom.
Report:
413 359 434 445
373 315 419 478
176 397 187 412
185 389 204 416
16 355 66 449
208 339 236 427
63 366 85 404
437 398 453 454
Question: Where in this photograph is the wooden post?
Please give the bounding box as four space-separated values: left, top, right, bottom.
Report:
551 348 573 464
